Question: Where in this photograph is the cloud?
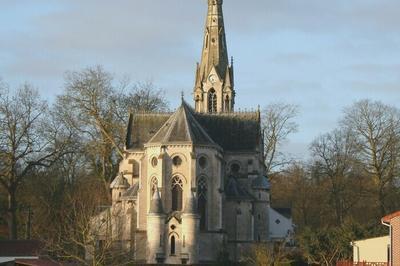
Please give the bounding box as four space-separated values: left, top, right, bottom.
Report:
1 0 400 158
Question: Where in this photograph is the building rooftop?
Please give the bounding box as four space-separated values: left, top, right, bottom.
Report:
126 102 261 152
382 210 400 223
0 240 43 257
148 101 216 146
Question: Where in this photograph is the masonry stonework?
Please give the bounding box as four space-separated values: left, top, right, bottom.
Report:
88 0 294 264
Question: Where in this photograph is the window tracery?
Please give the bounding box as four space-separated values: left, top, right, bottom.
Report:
208 89 217 113
171 176 183 211
198 177 207 230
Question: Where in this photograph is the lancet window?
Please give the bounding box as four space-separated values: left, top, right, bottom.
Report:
198 177 207 230
171 176 183 211
150 177 158 196
170 235 176 255
224 95 230 112
208 89 217 113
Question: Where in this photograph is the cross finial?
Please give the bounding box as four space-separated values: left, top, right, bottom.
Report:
181 91 184 101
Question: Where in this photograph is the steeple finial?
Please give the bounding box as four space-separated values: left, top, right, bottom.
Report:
193 0 235 113
197 0 229 82
149 188 164 214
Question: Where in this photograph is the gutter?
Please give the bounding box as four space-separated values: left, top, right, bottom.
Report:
350 241 360 263
381 220 392 266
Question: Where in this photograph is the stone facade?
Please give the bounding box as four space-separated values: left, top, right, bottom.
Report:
88 0 294 264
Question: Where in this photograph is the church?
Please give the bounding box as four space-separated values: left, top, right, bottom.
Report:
88 0 293 264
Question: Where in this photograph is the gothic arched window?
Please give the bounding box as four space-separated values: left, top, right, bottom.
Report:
170 235 176 255
171 176 183 211
224 95 230 112
198 177 207 230
150 177 158 196
208 89 217 113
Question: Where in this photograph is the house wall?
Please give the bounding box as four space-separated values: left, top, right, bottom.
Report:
268 208 293 241
352 236 390 263
390 216 400 265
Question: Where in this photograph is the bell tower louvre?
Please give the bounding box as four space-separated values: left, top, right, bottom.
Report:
194 0 235 113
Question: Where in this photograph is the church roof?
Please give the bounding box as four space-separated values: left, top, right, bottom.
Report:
195 111 260 151
225 177 254 200
122 182 139 199
126 112 171 150
125 103 261 152
251 176 271 190
148 101 217 146
273 208 292 220
110 173 129 189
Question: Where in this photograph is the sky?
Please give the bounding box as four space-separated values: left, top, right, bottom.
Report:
1 0 400 159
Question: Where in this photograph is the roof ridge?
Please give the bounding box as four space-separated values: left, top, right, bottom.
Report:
147 101 219 146
147 112 176 143
197 111 259 117
162 107 181 143
182 104 195 142
184 103 217 145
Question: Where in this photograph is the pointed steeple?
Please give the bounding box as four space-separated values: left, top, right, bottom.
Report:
149 188 164 214
199 0 229 81
194 0 235 113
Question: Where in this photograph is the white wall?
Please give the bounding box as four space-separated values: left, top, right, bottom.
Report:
268 208 293 241
352 236 390 263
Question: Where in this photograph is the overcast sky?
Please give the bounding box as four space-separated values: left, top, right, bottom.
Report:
1 0 400 158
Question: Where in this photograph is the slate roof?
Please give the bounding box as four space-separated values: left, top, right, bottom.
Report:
14 259 66 266
126 113 171 149
252 176 271 190
126 101 261 152
273 208 292 219
122 182 139 199
148 101 216 146
110 173 129 189
0 240 43 256
225 178 254 200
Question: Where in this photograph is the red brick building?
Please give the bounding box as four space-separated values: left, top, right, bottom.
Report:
382 211 400 266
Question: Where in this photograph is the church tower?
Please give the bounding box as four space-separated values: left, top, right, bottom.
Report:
194 0 235 113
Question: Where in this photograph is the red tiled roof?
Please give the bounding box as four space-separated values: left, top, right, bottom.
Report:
382 210 400 223
0 240 43 256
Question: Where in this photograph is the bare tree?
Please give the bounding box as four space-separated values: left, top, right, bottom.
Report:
29 175 125 265
57 66 168 188
310 129 361 225
342 100 400 215
0 84 71 239
262 103 299 175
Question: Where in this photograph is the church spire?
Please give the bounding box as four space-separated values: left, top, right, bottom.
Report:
194 0 235 113
199 0 228 82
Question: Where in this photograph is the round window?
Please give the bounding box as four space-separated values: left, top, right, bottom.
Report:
230 163 240 173
199 156 207 169
151 157 158 167
172 156 182 167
